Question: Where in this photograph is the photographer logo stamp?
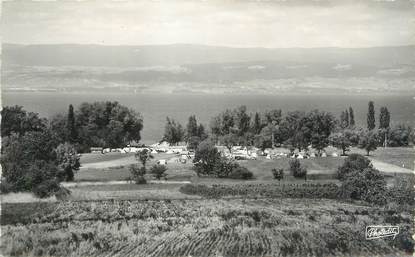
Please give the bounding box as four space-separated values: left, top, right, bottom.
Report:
366 226 399 240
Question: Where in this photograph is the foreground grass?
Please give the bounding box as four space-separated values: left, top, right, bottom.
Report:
1 199 413 257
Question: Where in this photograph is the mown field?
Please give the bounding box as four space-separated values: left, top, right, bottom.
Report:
1 198 413 257
76 147 414 184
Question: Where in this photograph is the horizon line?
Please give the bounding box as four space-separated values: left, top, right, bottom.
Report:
2 42 415 50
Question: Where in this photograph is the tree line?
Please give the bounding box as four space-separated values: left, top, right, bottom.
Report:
161 101 413 157
0 101 143 197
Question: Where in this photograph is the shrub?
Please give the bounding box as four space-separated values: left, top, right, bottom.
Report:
339 167 387 205
55 186 71 201
150 164 168 180
129 164 147 184
289 159 307 179
337 154 372 180
0 180 14 194
32 179 60 198
228 166 253 180
388 176 415 205
272 168 284 181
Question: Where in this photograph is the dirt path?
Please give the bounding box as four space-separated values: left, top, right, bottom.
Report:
369 158 413 174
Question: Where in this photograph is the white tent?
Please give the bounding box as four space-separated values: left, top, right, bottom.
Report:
157 159 167 165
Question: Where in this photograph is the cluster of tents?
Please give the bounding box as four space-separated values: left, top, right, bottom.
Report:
217 145 341 160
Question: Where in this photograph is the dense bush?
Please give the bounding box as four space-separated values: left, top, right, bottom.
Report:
150 164 168 180
32 179 61 198
272 168 284 181
388 176 415 205
337 154 372 180
194 140 252 179
386 125 413 147
228 166 253 180
129 164 147 184
289 159 307 179
339 167 387 205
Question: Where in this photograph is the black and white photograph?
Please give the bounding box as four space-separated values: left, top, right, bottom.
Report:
0 0 414 256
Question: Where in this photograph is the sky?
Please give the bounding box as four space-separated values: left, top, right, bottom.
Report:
1 0 414 48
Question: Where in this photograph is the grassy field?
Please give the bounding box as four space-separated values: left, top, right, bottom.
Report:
80 152 135 164
1 198 413 257
350 147 414 170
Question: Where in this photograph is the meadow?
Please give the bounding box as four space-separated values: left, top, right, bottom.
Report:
1 147 414 256
1 199 413 257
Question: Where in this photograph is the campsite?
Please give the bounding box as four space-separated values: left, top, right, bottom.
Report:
1 101 414 257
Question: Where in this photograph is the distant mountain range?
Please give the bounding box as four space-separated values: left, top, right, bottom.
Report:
2 44 415 94
3 43 415 67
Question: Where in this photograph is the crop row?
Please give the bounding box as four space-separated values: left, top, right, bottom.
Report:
179 183 340 199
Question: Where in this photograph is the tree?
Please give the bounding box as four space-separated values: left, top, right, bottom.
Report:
387 124 412 147
163 117 184 145
289 159 307 180
75 101 143 150
337 153 373 180
379 106 391 147
66 104 77 143
264 109 282 125
234 106 251 136
272 168 284 181
252 112 262 134
253 129 272 152
194 140 221 176
150 164 168 180
185 116 207 150
197 124 208 140
55 143 80 182
349 107 355 127
1 105 47 137
306 110 336 154
186 115 198 141
221 133 239 154
367 101 376 130
49 114 67 144
1 131 61 196
359 131 378 156
340 110 349 129
379 107 390 129
329 131 352 156
129 164 146 184
187 136 202 151
135 149 153 172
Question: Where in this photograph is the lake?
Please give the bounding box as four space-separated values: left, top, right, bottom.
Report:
2 92 414 144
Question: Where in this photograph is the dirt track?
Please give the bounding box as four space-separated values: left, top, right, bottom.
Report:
369 158 413 174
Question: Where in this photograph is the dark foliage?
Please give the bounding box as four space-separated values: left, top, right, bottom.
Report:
367 101 376 130
272 168 284 181
339 167 387 205
337 154 372 180
1 105 47 137
129 164 147 184
150 164 168 180
289 159 307 179
228 166 253 180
